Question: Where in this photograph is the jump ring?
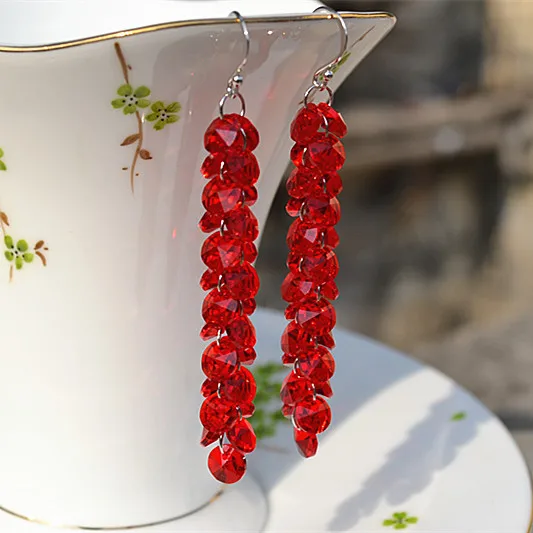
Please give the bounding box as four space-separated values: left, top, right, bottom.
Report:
303 85 333 108
219 92 246 118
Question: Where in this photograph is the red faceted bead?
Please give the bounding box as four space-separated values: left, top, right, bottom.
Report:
201 233 257 272
201 153 224 179
287 219 327 253
204 116 246 153
200 269 218 291
241 346 256 365
207 444 247 484
222 152 260 186
324 226 340 248
282 352 297 365
223 207 259 241
222 263 260 299
298 345 335 383
293 396 332 434
243 186 258 206
299 249 339 284
202 179 244 215
200 428 220 447
241 298 257 315
290 143 312 168
307 134 345 171
301 196 341 226
227 418 256 454
226 315 256 348
199 210 222 233
281 321 315 355
296 298 336 335
201 337 239 380
200 394 238 433
202 289 240 327
286 167 319 199
280 371 313 406
201 378 218 397
290 104 323 143
227 114 259 151
240 402 255 418
284 302 298 320
281 272 317 302
286 197 304 217
315 380 333 398
317 331 335 349
324 172 343 197
317 102 348 139
294 428 319 458
321 280 339 300
200 323 219 340
282 403 294 417
219 366 257 404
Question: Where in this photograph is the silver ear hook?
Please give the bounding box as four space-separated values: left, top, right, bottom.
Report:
219 11 250 117
304 6 348 107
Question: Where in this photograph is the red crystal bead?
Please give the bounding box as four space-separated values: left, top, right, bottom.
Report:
200 394 238 433
317 102 348 139
222 152 260 186
324 172 343 197
282 352 297 365
226 315 256 348
201 153 224 179
222 263 260 299
199 210 222 233
281 321 314 355
284 302 298 320
223 207 259 241
243 186 258 206
317 331 335 349
241 298 257 315
315 380 333 398
241 346 257 365
286 167 319 199
201 337 239 380
286 197 304 217
294 428 319 458
200 269 218 291
297 345 335 383
204 116 246 153
240 402 255 418
202 179 244 215
227 418 257 454
290 104 323 143
207 444 247 484
321 280 339 300
307 134 345 171
287 219 336 253
296 298 336 335
227 114 260 152
200 323 219 340
301 196 341 226
201 378 218 397
202 289 240 327
280 371 314 406
281 272 317 302
293 396 332 434
324 226 340 248
201 233 257 272
298 249 339 284
282 403 294 417
219 366 257 404
200 428 220 447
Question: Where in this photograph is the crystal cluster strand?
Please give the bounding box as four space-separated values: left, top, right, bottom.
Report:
198 113 260 484
280 102 347 458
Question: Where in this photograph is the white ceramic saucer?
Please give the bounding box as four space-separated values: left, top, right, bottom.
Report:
250 308 532 533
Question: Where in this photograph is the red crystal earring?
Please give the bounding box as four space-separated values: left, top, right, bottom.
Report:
280 7 348 458
198 12 260 485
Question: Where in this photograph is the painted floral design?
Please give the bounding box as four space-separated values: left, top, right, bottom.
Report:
252 362 289 440
111 42 181 192
451 411 467 421
383 512 419 530
0 149 48 282
146 101 181 131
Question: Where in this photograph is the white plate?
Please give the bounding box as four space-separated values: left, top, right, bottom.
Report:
250 309 533 533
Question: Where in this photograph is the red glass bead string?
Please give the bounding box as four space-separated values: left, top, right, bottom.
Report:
281 100 347 458
198 113 260 484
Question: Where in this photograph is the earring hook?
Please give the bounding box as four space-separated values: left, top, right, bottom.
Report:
304 7 348 107
219 11 250 117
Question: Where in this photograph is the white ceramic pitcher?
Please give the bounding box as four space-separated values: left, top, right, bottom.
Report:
0 1 394 531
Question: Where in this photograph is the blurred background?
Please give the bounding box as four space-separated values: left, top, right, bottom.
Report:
256 0 533 465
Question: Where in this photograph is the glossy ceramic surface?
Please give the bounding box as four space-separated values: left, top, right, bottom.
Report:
0 5 395 530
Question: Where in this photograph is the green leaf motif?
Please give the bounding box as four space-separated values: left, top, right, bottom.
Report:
451 411 467 421
0 147 4 157
383 512 419 530
111 98 126 109
145 112 159 122
393 513 407 520
15 256 23 270
4 235 13 248
166 102 181 113
153 120 166 131
4 251 13 261
134 85 151 98
123 104 137 115
16 240 28 252
394 524 407 530
117 84 133 97
150 101 165 112
383 520 396 526
166 115 179 124
137 99 151 109
23 253 34 263
0 160 6 171
405 518 418 524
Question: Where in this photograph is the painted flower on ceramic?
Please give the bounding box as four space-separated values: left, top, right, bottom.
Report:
4 236 34 270
0 148 6 171
146 101 181 130
383 512 418 530
111 84 151 114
